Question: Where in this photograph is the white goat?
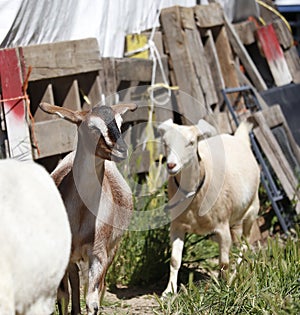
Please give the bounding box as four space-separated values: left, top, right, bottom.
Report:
40 102 136 315
158 119 260 295
0 159 71 315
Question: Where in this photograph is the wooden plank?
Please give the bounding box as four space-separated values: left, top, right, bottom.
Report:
256 24 292 87
160 6 207 124
115 57 169 83
272 18 294 50
284 46 300 84
34 119 77 159
34 84 55 122
194 3 224 28
224 14 267 91
233 20 256 45
100 58 118 103
0 47 32 160
253 111 299 204
23 38 102 81
261 105 300 163
203 29 225 109
180 7 218 108
254 127 295 197
62 80 81 111
214 25 240 104
85 75 102 109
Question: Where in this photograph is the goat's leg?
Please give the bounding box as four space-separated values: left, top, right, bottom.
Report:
69 263 81 315
233 194 260 266
57 272 70 315
243 193 260 239
86 255 106 315
215 223 232 278
162 228 185 296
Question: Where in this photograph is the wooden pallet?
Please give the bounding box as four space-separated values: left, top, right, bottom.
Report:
160 3 270 124
17 38 172 174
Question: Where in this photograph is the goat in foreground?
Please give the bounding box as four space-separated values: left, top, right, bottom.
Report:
158 119 260 295
0 159 71 315
40 102 136 315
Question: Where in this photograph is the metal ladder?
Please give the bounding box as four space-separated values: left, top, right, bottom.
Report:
222 86 290 234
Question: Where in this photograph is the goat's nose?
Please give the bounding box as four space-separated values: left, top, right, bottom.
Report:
167 162 176 170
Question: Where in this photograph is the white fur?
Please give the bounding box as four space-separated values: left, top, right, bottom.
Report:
159 120 260 295
0 159 71 315
89 116 113 146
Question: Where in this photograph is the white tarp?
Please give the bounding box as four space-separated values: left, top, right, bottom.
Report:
0 0 195 57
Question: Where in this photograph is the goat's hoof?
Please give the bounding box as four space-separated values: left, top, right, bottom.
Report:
87 302 99 315
161 290 176 300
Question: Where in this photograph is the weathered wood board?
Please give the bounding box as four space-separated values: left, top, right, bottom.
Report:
253 111 300 213
272 18 294 50
224 16 267 92
160 6 207 124
203 29 225 108
22 38 102 81
194 3 224 28
180 7 218 108
261 105 300 164
284 46 300 84
256 24 292 87
34 119 77 159
214 25 241 105
233 20 257 45
0 47 32 160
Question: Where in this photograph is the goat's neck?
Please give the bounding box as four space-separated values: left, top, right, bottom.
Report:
72 139 105 212
175 154 202 192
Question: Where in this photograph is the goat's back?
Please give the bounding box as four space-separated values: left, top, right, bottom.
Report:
0 159 71 315
197 131 260 223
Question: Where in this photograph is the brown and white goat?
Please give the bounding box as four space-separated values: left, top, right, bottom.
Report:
40 102 136 315
158 119 260 296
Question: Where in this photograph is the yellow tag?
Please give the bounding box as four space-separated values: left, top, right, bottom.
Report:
125 34 149 59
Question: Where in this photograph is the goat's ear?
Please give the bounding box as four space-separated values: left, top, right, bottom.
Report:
39 102 88 125
157 119 173 135
196 119 217 140
111 103 137 115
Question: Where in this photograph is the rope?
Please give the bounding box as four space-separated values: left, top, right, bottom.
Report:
124 4 178 107
0 95 26 103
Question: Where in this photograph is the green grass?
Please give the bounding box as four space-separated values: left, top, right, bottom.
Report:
155 234 300 315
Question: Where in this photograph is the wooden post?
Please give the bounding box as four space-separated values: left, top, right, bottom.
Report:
0 47 32 160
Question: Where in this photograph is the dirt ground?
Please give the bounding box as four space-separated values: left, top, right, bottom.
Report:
100 282 164 315
99 265 213 315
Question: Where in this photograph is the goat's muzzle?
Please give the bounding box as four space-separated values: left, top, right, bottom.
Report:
110 141 128 162
167 163 176 170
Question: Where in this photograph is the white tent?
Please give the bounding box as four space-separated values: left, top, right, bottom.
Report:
0 0 196 57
